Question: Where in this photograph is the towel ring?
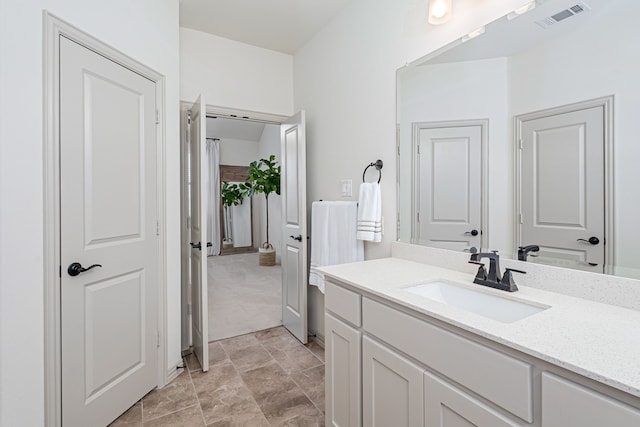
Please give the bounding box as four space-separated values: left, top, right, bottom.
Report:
362 160 383 183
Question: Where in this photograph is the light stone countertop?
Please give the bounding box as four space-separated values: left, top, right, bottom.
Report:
319 257 640 398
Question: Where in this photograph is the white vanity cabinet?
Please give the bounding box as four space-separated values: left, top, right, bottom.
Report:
424 372 525 427
324 278 640 427
325 281 362 427
362 336 424 426
541 373 640 426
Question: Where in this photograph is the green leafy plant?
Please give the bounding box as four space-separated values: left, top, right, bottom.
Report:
221 181 246 207
243 155 281 248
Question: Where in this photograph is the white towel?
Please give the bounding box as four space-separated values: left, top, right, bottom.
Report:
309 201 364 293
356 182 382 242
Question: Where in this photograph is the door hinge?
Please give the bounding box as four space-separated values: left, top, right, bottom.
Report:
59 265 62 278
397 145 400 156
519 213 523 224
156 220 161 236
519 139 523 150
155 109 160 124
417 212 420 222
417 144 421 155
157 330 161 348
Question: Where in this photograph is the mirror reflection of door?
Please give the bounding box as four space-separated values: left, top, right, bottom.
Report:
219 165 256 255
412 121 487 251
517 100 609 273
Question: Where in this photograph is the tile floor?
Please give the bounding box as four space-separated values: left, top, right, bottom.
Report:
208 253 282 341
111 326 325 426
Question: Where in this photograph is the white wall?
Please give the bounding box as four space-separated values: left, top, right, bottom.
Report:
293 0 526 338
397 58 510 251
0 1 180 425
218 138 259 166
181 27 291 255
258 125 282 255
180 27 293 116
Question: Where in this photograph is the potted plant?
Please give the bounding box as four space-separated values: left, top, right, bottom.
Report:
220 181 246 249
243 155 281 266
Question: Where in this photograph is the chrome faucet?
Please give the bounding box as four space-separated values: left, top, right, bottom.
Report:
468 251 525 292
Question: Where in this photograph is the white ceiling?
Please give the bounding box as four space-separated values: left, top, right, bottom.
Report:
206 116 267 142
179 0 353 54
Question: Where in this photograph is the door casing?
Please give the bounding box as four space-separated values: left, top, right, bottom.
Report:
43 12 168 427
514 96 614 273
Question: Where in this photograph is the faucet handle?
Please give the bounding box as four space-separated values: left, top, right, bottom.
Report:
468 261 487 281
501 268 526 292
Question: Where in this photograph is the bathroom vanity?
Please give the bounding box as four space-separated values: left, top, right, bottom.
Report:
322 243 640 426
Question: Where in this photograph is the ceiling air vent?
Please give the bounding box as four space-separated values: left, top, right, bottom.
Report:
535 2 590 29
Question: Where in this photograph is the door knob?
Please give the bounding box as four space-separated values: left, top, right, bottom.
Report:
464 229 479 236
577 237 600 245
290 235 303 242
190 242 202 250
67 262 102 277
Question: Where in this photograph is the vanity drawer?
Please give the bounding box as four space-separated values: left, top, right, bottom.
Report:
541 372 640 426
363 297 533 422
326 281 361 327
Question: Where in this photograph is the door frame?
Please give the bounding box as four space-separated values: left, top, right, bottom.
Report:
411 119 489 250
43 12 168 427
514 96 614 273
178 101 287 351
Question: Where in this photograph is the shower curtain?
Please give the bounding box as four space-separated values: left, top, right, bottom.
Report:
206 139 221 256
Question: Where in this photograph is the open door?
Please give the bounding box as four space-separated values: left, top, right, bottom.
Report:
281 111 308 343
190 95 209 371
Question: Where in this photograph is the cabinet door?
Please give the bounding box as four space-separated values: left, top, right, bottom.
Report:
363 336 424 427
326 313 361 427
424 372 523 427
542 372 640 427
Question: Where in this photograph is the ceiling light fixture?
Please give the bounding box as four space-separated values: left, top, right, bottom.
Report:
428 0 453 25
507 1 536 20
461 26 486 42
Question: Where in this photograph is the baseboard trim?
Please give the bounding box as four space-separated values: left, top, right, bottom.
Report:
309 330 325 348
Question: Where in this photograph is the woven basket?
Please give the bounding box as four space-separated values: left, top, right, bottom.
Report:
258 243 276 266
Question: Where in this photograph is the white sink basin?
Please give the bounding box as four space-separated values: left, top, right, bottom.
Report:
404 281 549 323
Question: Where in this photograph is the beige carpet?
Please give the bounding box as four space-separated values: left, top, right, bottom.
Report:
207 252 282 341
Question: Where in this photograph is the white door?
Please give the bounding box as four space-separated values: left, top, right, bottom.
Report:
281 111 308 343
60 36 158 426
415 125 483 251
190 96 209 371
519 106 604 272
180 111 192 351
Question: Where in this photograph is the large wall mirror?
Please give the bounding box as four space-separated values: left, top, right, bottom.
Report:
397 0 640 279
220 165 255 255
